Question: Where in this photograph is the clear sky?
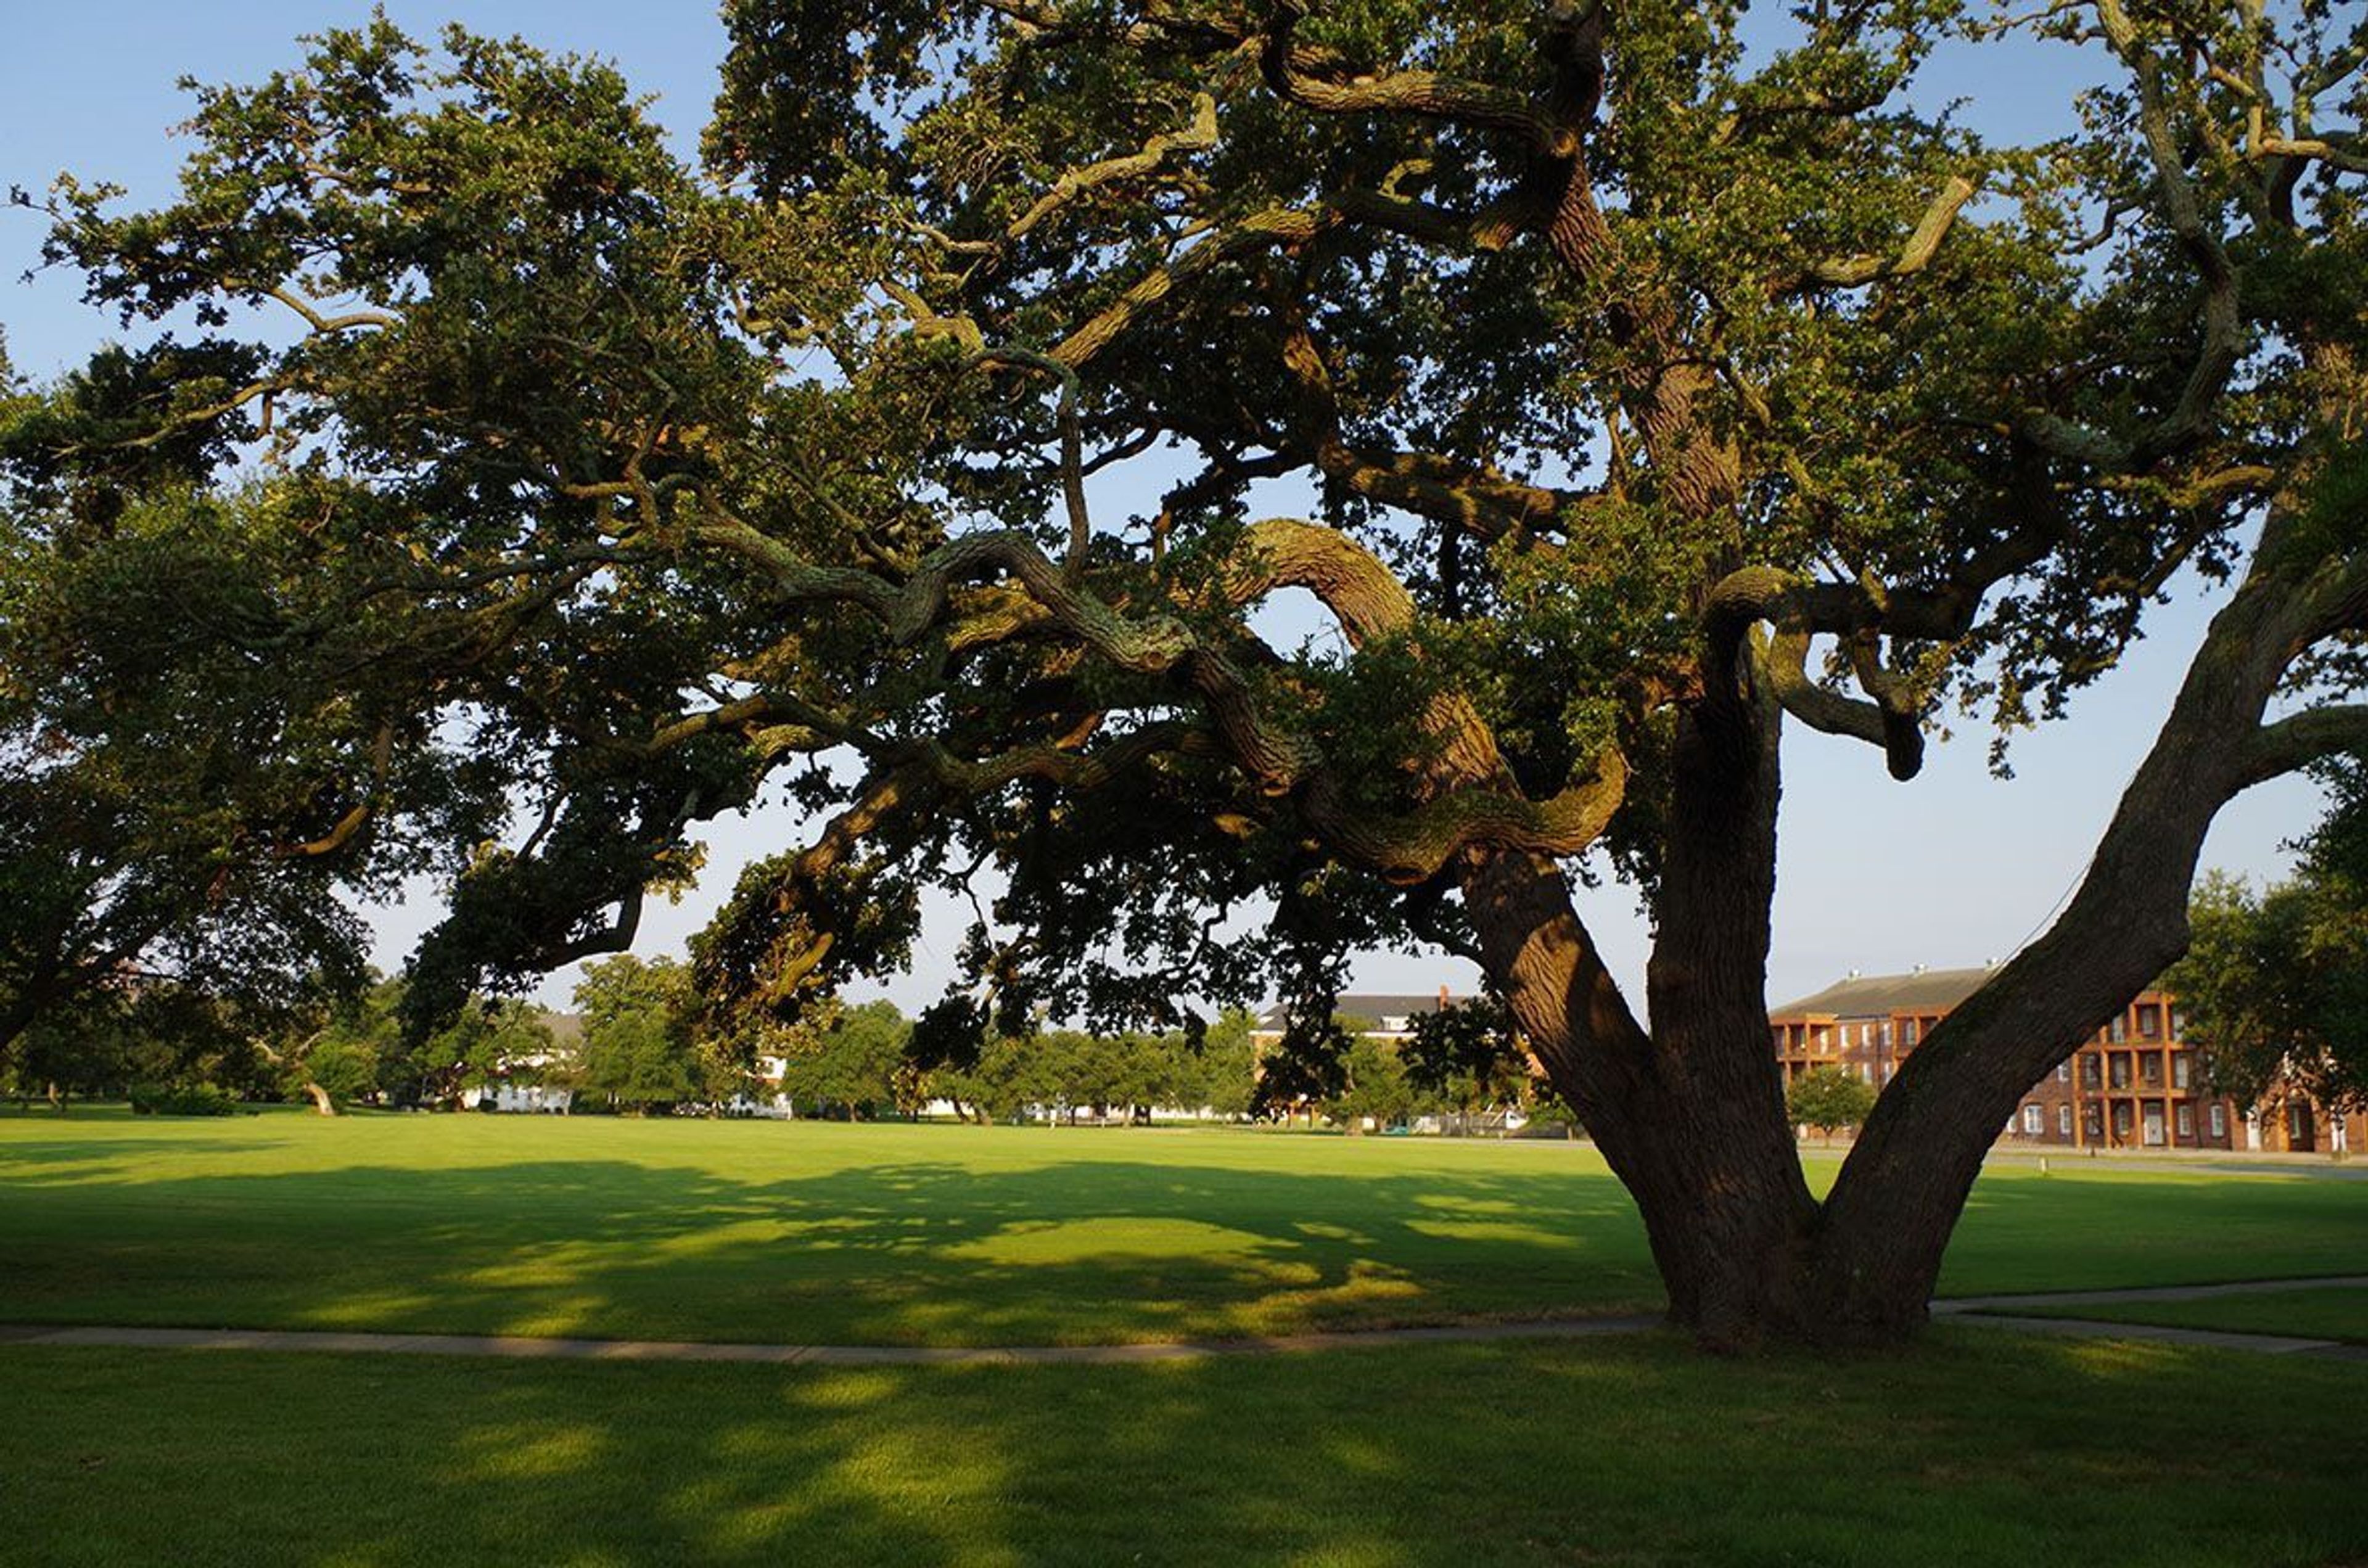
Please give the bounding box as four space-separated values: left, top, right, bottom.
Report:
0 3 2321 1016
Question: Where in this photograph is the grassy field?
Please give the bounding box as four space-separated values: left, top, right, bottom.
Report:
2004 1286 2368 1344
4 1331 2366 1568
2 1109 2363 1345
5 1109 2367 1567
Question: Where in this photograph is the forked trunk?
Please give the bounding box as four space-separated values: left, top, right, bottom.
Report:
1464 543 2321 1347
1805 551 2319 1337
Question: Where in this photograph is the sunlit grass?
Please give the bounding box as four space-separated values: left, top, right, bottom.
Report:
0 1112 2361 1346
4 1330 2364 1567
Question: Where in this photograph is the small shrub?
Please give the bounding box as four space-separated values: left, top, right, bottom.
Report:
1786 1067 1878 1140
128 1082 244 1117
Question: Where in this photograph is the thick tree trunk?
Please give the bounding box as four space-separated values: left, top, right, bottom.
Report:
303 1081 339 1117
1626 677 1822 1345
1464 670 1822 1347
1460 848 1748 1340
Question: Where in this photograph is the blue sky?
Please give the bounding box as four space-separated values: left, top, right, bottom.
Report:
0 4 2321 1014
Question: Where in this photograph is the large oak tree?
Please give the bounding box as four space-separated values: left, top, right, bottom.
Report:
8 0 2367 1345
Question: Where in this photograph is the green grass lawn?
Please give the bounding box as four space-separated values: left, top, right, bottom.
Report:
4 1331 2364 1568
1997 1285 2368 1344
2 1110 2362 1345
6 1110 2368 1566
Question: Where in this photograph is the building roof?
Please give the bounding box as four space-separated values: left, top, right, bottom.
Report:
1769 967 1994 1020
535 1010 585 1049
1253 992 1465 1031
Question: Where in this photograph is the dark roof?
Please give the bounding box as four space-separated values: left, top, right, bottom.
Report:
1769 967 1993 1020
1254 993 1467 1030
535 1010 585 1048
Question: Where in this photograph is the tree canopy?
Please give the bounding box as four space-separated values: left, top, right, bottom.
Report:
7 0 2367 1345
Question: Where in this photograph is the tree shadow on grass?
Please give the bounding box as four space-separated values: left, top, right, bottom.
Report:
13 1125 2358 1347
0 1143 1666 1345
6 1329 2368 1568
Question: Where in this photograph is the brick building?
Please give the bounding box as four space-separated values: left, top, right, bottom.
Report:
1769 967 2264 1151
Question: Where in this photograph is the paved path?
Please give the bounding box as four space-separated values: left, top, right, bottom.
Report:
1975 1149 2368 1181
1942 1314 2367 1358
1936 1274 2368 1311
1934 1274 2368 1359
2 1276 2359 1366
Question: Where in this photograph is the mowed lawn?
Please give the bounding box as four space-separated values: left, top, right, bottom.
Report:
6 1112 2368 1568
1 1109 2363 1345
2005 1285 2368 1344
4 1332 2366 1568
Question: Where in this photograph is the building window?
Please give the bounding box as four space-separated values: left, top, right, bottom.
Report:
2021 1104 2043 1135
2140 1054 2164 1088
2086 1108 2106 1141
2172 1053 2192 1089
2137 1003 2161 1038
1902 1018 1919 1046
2081 1054 2102 1089
2109 1054 2132 1090
2058 1105 2073 1136
2113 1102 2134 1139
2210 1104 2227 1138
2176 1104 2195 1139
2055 1062 2071 1083
2110 1016 2128 1043
2171 1008 2189 1039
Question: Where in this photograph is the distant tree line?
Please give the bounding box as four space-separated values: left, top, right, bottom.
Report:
0 967 561 1115
3 952 1547 1130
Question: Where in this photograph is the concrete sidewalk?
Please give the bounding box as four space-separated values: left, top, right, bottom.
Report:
1936 1273 2368 1311
1944 1313 2365 1358
1934 1273 2368 1360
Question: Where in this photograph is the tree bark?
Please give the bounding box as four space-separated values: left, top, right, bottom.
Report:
303 1081 339 1117
1462 628 1835 1346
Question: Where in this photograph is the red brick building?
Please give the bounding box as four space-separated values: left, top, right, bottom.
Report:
1769 968 2267 1151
